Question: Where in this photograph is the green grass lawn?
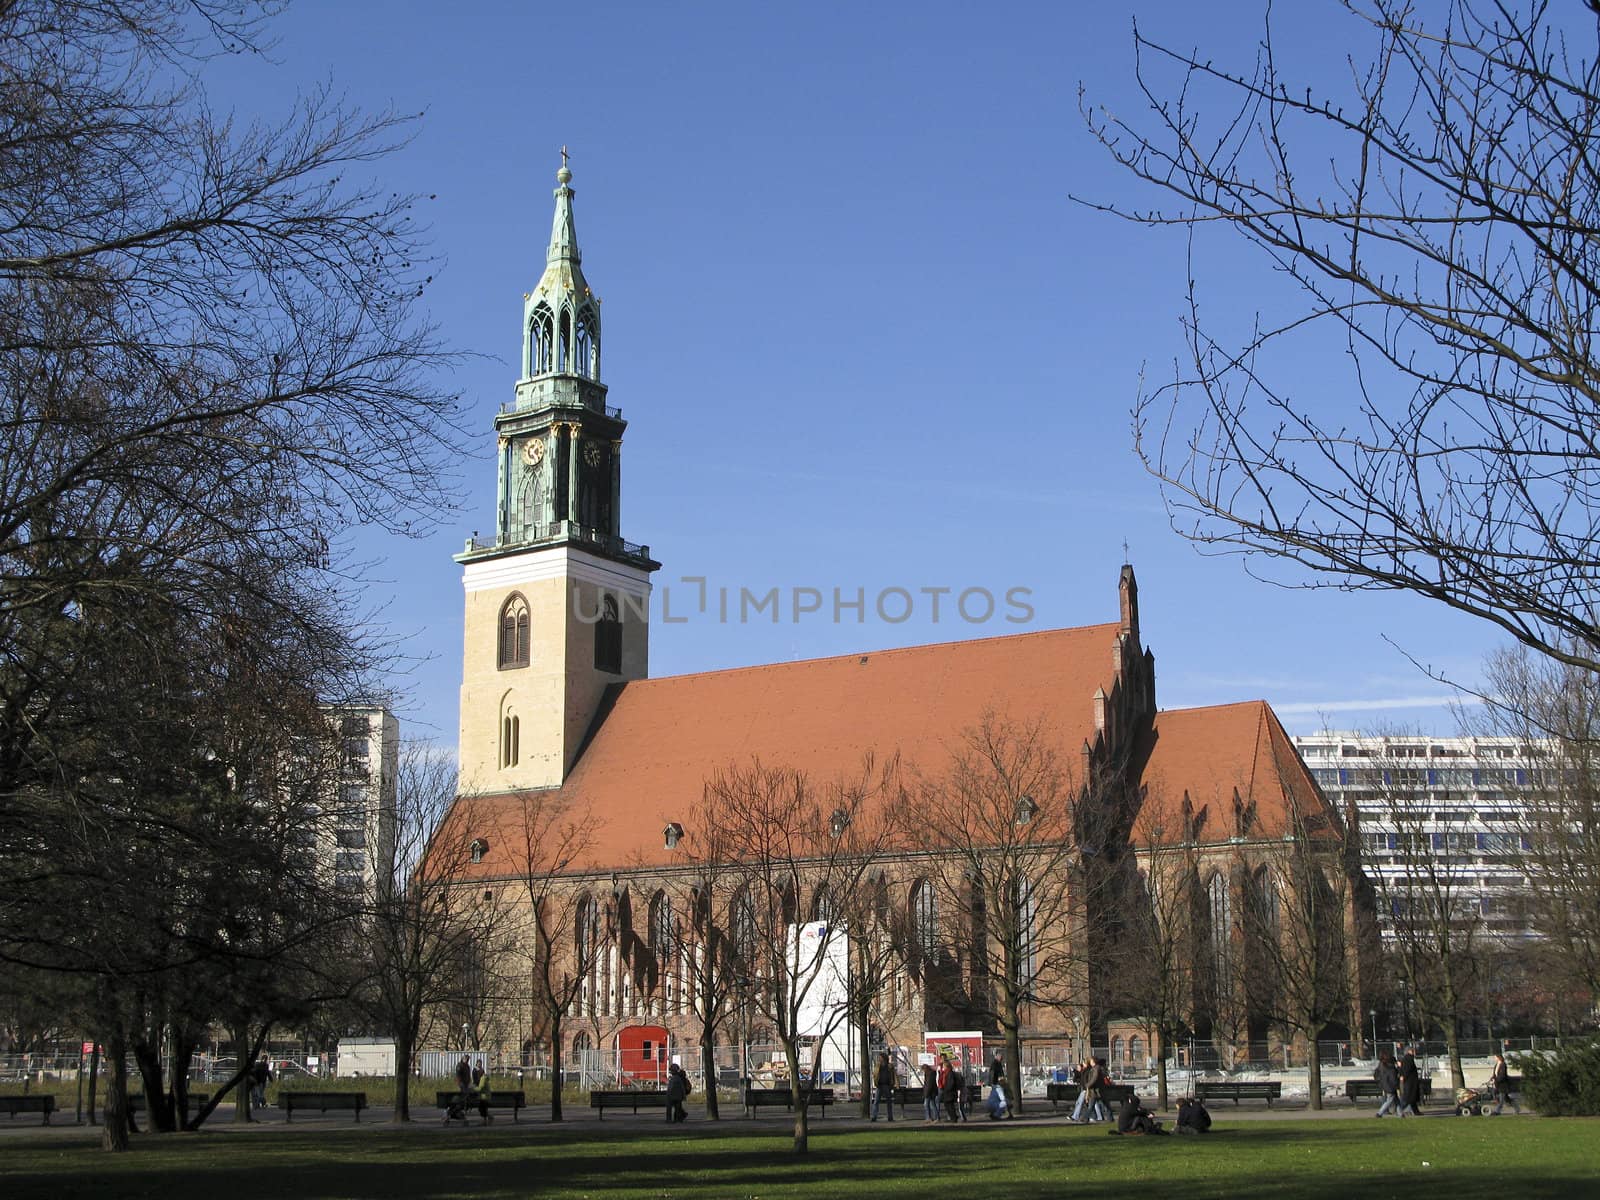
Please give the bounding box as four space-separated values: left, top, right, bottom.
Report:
1 1118 1595 1199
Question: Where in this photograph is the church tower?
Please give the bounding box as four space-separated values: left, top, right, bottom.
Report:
455 155 659 793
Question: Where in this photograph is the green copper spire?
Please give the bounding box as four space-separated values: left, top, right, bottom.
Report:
522 149 599 381
548 146 580 265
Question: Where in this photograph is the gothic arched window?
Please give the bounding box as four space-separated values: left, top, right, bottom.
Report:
501 713 519 768
1011 874 1036 991
911 879 938 958
649 891 673 954
575 309 596 379
530 305 553 374
498 593 530 669
594 594 621 674
731 891 758 968
558 307 572 372
1208 870 1233 988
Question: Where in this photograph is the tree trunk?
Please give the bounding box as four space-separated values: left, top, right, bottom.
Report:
700 1030 720 1120
549 1014 564 1122
102 1030 130 1152
1444 1019 1465 1090
132 1037 175 1132
232 1023 253 1123
169 1025 197 1129
1155 1028 1170 1110
1305 1038 1324 1110
783 1040 809 1155
857 1004 872 1119
392 1032 413 1123
87 1044 100 1127
1004 1020 1023 1117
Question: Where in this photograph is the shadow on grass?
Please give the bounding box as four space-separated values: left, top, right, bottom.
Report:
1 1118 1595 1199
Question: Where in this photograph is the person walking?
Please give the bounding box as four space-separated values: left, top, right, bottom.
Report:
1089 1057 1112 1124
937 1054 959 1123
1373 1050 1401 1117
1069 1058 1094 1123
1490 1052 1520 1115
1398 1049 1423 1117
871 1052 896 1122
921 1061 940 1124
987 1052 1011 1119
249 1058 272 1111
950 1062 968 1122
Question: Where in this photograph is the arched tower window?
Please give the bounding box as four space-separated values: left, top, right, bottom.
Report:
530 305 553 375
595 594 621 674
501 712 520 768
575 308 596 379
579 310 598 380
558 307 572 372
498 593 530 669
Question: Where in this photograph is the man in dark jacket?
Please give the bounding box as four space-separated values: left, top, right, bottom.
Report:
664 1062 690 1123
871 1052 896 1121
1398 1050 1423 1116
1374 1051 1401 1117
1115 1095 1163 1135
1175 1096 1211 1134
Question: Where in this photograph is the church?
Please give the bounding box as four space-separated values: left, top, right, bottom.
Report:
441 160 1373 1081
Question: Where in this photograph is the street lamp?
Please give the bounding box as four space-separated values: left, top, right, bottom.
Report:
1369 1008 1378 1060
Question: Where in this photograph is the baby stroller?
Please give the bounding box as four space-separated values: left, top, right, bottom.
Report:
443 1093 469 1123
1454 1085 1492 1116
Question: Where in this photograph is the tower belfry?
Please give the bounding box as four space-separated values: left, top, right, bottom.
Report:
455 157 659 793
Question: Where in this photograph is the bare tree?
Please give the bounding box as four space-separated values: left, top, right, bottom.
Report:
694 756 902 1155
1353 738 1489 1089
1083 1 1600 674
360 742 504 1123
1475 645 1600 1006
493 789 611 1122
1110 798 1206 1110
1242 800 1354 1109
655 828 743 1119
908 714 1122 1117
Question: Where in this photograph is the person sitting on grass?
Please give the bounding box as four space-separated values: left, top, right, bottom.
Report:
1175 1097 1211 1134
1113 1095 1165 1135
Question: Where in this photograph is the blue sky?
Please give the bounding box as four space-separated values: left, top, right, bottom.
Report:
206 1 1500 745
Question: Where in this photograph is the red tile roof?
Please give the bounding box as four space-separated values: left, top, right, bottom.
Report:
446 628 1330 878
1131 700 1337 846
453 624 1123 875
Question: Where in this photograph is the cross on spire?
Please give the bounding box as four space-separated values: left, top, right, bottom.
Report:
561 145 569 171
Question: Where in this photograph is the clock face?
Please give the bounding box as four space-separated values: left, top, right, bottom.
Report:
522 439 544 466
583 442 603 467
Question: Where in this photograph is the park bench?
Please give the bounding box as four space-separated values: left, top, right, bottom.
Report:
1344 1078 1434 1103
437 1089 526 1121
742 1086 834 1116
889 1083 982 1110
589 1090 669 1119
280 1091 367 1121
1196 1080 1282 1106
0 1094 56 1123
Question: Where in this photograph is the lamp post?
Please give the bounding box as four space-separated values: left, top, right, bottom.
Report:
1369 1008 1378 1060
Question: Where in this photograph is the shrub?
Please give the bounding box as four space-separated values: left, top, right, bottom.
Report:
1515 1039 1600 1116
